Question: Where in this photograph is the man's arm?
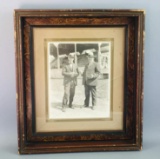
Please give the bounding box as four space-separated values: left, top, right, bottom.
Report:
62 65 79 78
94 63 101 77
62 66 72 77
82 66 87 77
87 63 101 79
74 66 81 77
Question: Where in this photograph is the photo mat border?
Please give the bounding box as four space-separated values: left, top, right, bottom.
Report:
33 27 125 133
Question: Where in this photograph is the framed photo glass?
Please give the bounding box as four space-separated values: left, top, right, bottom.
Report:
14 9 144 154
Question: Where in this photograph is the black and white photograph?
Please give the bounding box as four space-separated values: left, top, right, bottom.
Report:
46 40 112 120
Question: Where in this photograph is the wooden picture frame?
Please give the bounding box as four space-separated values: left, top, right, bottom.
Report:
14 9 144 154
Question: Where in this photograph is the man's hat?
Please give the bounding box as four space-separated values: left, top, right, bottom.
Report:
68 54 75 58
85 50 94 58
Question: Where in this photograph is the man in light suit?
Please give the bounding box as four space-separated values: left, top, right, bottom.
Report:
62 54 80 112
82 50 101 110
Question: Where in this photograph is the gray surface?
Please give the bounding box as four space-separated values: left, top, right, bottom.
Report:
0 0 160 158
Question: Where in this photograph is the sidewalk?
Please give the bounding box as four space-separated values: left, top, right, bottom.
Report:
48 78 110 120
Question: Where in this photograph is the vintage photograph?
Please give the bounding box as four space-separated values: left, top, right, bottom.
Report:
46 40 112 120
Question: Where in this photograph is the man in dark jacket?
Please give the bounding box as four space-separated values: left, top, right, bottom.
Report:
82 50 101 110
62 54 80 112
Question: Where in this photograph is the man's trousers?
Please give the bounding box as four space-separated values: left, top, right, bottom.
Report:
84 85 96 107
62 83 76 108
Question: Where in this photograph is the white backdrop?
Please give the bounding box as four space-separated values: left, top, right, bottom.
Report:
0 0 160 158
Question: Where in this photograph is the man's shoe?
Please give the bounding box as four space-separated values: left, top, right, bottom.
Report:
80 105 88 108
69 104 74 109
91 106 95 110
62 107 66 112
70 106 74 109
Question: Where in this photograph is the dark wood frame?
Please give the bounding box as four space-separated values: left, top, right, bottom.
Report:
14 9 144 154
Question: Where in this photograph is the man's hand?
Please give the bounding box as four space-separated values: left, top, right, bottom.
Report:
87 74 94 79
70 73 77 78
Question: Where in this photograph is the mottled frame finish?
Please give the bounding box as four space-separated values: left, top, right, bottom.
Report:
14 9 144 154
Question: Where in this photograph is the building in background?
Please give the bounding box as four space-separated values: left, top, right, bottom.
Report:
49 42 110 79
